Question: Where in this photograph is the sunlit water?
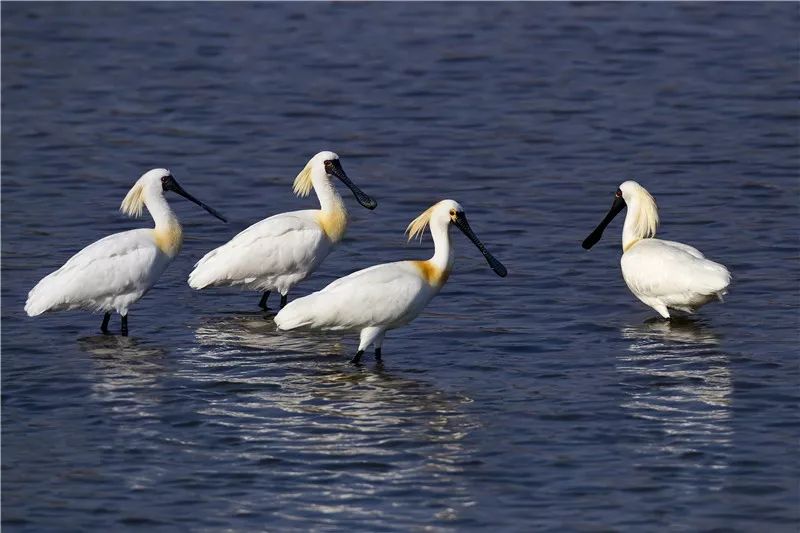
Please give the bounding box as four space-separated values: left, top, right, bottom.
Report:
3 3 798 531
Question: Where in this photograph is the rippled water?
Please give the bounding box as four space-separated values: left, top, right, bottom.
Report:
3 3 799 531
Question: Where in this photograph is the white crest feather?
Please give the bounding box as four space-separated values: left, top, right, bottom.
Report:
120 180 146 218
293 160 314 198
406 204 437 242
632 186 659 239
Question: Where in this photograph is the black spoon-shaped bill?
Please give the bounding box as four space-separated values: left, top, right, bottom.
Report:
163 176 228 223
453 214 507 277
582 195 626 250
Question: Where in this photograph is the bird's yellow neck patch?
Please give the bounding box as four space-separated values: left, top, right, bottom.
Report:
154 223 183 257
317 209 348 243
413 260 451 287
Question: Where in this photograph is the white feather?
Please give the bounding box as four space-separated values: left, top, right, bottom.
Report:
274 261 434 332
188 211 330 294
275 199 506 357
188 151 366 300
25 229 167 316
601 181 732 319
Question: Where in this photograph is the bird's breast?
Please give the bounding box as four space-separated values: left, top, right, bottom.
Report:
316 210 348 243
412 260 450 287
154 225 183 257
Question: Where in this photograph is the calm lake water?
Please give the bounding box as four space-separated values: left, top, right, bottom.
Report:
3 3 798 531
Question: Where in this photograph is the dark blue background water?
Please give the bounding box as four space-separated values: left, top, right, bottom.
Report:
3 3 798 531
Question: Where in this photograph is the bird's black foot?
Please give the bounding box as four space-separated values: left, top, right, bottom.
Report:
280 294 288 308
258 291 270 310
350 350 364 365
100 312 111 334
121 314 128 336
374 348 382 361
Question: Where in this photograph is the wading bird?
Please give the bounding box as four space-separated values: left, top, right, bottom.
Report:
582 180 730 319
274 199 507 363
188 151 377 310
25 169 227 335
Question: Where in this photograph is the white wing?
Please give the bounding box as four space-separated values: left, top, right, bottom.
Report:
275 261 432 331
188 210 327 289
25 229 162 315
655 239 705 259
621 239 731 301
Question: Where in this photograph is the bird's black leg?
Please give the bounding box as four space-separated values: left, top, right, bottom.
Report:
100 312 111 334
258 291 270 310
280 294 288 308
121 314 128 336
374 348 382 361
350 350 364 365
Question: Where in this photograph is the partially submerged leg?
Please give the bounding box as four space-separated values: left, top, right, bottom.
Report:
258 291 270 310
351 350 365 365
350 326 385 364
121 314 129 336
374 332 386 361
280 294 288 308
100 312 111 334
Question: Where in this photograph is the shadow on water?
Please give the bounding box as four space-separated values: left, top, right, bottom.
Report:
617 317 732 489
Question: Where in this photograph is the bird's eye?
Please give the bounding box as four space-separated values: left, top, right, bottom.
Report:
449 209 456 216
615 189 622 198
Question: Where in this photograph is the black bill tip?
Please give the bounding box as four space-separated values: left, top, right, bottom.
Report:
582 230 602 250
358 194 378 210
488 256 508 277
454 214 507 277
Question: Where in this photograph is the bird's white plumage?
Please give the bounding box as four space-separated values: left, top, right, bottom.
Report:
275 261 435 332
25 169 186 319
188 151 361 299
275 199 505 357
188 210 330 294
25 229 167 316
622 239 730 318
609 181 731 319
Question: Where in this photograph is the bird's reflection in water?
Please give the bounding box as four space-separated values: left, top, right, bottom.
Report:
183 315 479 524
77 335 173 493
618 317 732 487
78 335 169 386
78 335 170 412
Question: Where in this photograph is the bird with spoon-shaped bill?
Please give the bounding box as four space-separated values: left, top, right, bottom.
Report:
582 180 730 319
25 169 227 335
274 199 507 363
188 151 377 310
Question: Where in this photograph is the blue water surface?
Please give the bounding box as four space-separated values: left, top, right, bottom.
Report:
2 3 798 531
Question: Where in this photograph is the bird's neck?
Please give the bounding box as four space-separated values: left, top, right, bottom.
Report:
314 175 348 243
147 193 183 257
621 199 641 252
415 218 454 287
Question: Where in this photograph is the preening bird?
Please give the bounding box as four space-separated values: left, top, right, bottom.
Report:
582 180 731 319
188 151 377 310
25 169 227 335
274 199 507 363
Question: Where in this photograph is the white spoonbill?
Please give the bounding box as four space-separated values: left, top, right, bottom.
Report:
188 151 377 309
582 180 730 319
274 199 507 363
25 169 227 335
